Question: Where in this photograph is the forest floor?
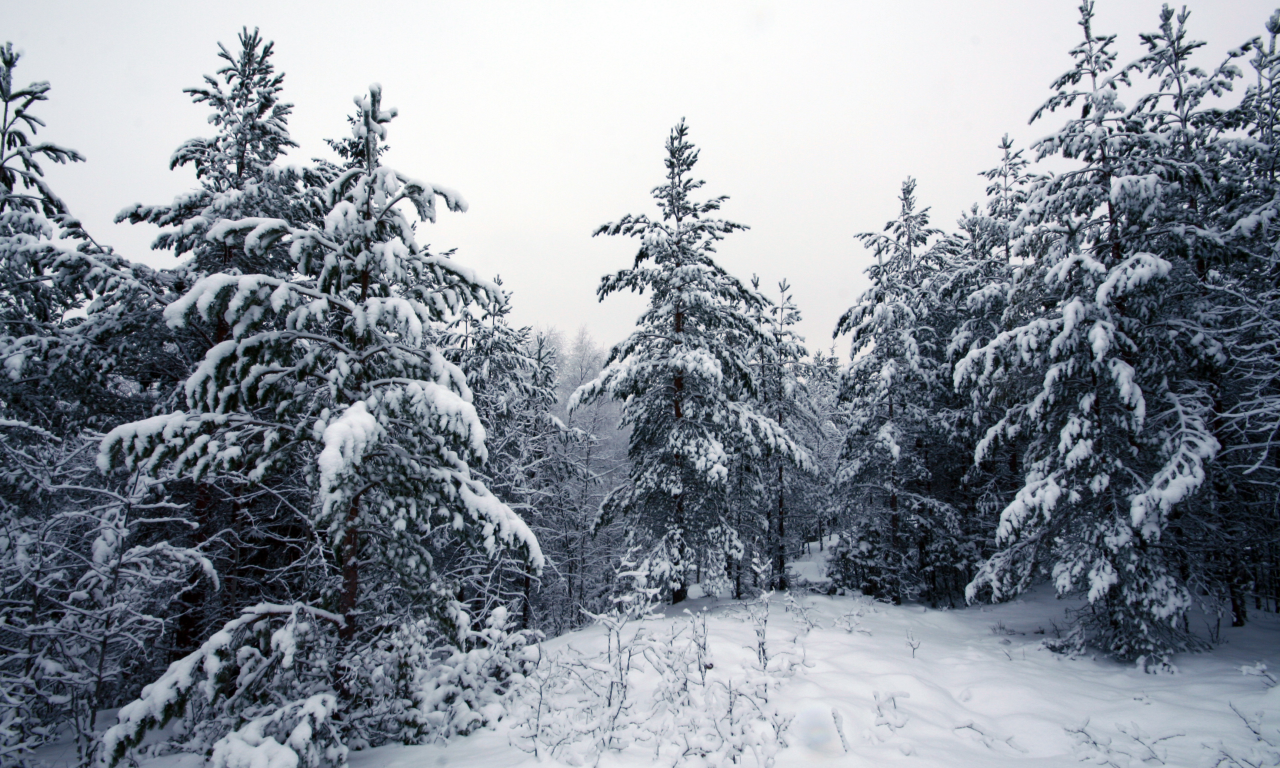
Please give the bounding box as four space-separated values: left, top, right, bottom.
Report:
84 540 1280 768
358 539 1280 767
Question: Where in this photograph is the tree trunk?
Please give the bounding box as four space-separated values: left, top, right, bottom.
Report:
672 495 688 605
671 300 686 606
174 483 212 654
775 462 788 591
522 568 533 630
1230 555 1249 627
339 499 360 640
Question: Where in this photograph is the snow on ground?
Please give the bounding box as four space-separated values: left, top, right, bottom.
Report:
785 534 835 586
116 539 1279 768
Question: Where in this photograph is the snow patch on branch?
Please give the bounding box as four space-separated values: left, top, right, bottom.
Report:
1096 252 1170 306
317 401 381 515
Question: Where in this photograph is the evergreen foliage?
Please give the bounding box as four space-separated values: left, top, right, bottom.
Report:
98 83 543 765
0 45 208 768
572 120 807 603
7 6 1280 765
955 2 1245 660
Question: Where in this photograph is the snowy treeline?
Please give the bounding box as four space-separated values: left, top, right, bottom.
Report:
827 2 1280 666
2 3 1280 767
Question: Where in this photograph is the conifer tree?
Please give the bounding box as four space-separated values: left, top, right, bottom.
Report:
748 277 817 590
110 30 340 655
572 120 805 602
100 84 542 635
0 44 209 768
956 2 1244 659
831 178 969 604
117 28 313 282
1213 10 1280 621
0 42 166 436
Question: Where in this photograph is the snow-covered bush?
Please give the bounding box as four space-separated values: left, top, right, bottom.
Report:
402 607 538 743
824 530 868 594
825 529 911 602
100 603 347 768
102 599 541 768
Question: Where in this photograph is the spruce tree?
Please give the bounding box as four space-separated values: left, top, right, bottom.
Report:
572 120 805 602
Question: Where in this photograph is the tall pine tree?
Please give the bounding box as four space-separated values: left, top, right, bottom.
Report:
100 84 542 635
957 3 1245 660
572 120 805 602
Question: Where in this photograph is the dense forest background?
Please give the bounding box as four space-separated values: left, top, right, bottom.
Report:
3 3 1280 767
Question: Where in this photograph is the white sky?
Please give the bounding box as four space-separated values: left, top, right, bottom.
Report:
7 1 1276 355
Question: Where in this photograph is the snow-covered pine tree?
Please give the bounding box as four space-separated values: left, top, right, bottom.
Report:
102 81 542 635
1213 10 1280 620
746 277 818 591
0 46 211 767
832 178 968 605
99 84 543 765
117 28 312 282
0 42 84 412
957 2 1245 660
572 120 805 603
112 29 335 656
0 42 166 436
924 137 1041 600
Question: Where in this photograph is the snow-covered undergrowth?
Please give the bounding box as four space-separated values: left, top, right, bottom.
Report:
97 542 1279 768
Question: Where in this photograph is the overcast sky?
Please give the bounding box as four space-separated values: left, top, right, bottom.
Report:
7 1 1276 354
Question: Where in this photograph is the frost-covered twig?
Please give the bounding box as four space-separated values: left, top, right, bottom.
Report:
836 598 875 636
1067 718 1185 768
783 591 820 633
831 708 850 753
873 690 910 734
747 590 772 671
1241 663 1279 689
953 720 1029 754
905 629 921 658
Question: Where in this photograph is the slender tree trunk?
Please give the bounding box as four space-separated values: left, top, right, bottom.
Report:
672 496 688 605
339 498 360 640
174 485 212 654
1230 555 1250 627
522 567 533 630
671 301 687 605
775 461 788 591
174 307 233 655
89 502 133 734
